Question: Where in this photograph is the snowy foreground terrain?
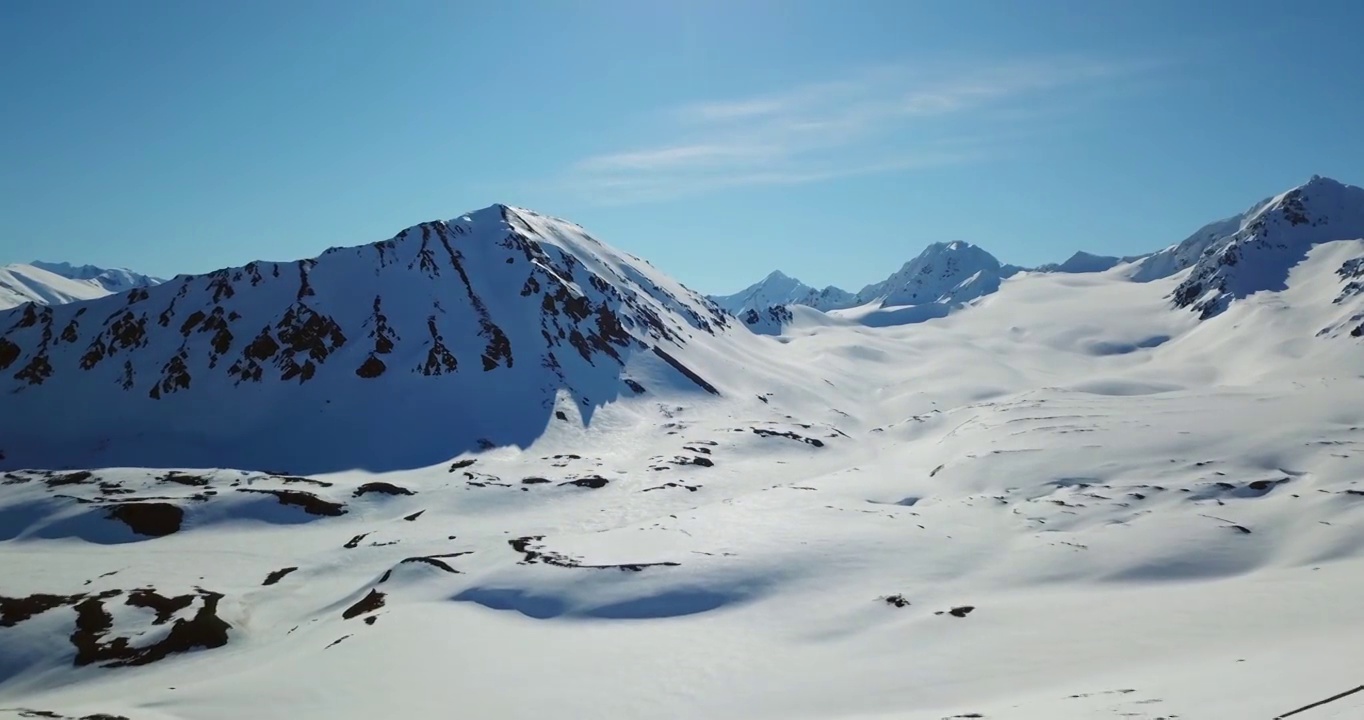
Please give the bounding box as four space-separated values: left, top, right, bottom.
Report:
3 180 1364 719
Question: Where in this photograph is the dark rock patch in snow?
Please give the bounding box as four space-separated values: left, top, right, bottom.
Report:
106 502 183 537
353 481 414 498
342 590 386 620
651 346 720 395
643 482 701 493
509 536 678 571
71 588 230 667
6 709 131 720
235 488 345 516
44 471 94 487
262 567 298 586
159 471 210 487
559 476 609 489
378 552 472 582
751 428 825 447
1 593 84 626
125 588 195 624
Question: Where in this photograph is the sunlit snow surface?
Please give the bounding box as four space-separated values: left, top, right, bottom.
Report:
4 228 1364 717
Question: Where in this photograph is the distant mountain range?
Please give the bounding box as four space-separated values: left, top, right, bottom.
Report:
0 261 162 310
711 176 1364 331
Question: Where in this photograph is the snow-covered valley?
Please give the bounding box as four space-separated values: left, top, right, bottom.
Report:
3 179 1364 719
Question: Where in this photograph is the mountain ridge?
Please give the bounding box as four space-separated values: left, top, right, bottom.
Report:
713 175 1364 327
0 204 737 472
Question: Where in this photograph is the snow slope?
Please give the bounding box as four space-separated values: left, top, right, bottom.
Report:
0 263 161 310
4 187 1364 720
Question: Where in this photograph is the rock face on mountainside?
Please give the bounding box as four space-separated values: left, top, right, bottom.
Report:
738 304 794 336
1166 176 1364 318
0 263 163 310
709 271 854 316
0 205 730 472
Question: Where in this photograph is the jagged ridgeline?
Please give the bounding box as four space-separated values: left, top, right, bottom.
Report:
0 205 730 472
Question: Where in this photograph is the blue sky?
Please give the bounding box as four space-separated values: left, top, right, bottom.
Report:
2 0 1362 293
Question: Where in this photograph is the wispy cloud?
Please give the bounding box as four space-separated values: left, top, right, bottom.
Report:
566 56 1155 204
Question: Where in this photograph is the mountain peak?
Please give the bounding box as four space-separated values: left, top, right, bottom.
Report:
0 206 732 472
1169 176 1364 317
709 270 853 317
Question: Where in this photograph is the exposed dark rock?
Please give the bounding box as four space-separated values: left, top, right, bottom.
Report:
353 482 414 497
752 428 825 447
403 510 425 521
448 458 476 472
160 471 210 487
343 533 371 549
46 470 95 487
1 593 83 626
355 355 387 378
508 535 678 571
342 589 386 620
560 476 609 489
883 594 911 608
651 346 720 395
624 378 646 393
378 552 472 582
262 567 299 586
0 337 21 369
106 503 184 537
521 477 551 485
126 588 195 624
643 482 701 492
235 488 346 516
71 589 230 667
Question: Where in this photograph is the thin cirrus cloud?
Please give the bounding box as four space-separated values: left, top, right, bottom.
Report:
569 57 1153 204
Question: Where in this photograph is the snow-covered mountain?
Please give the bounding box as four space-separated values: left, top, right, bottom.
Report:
0 205 738 472
30 261 164 294
716 241 1021 320
5 181 1364 720
0 262 163 310
850 240 1023 307
1035 250 1133 274
709 271 854 315
1166 176 1364 318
